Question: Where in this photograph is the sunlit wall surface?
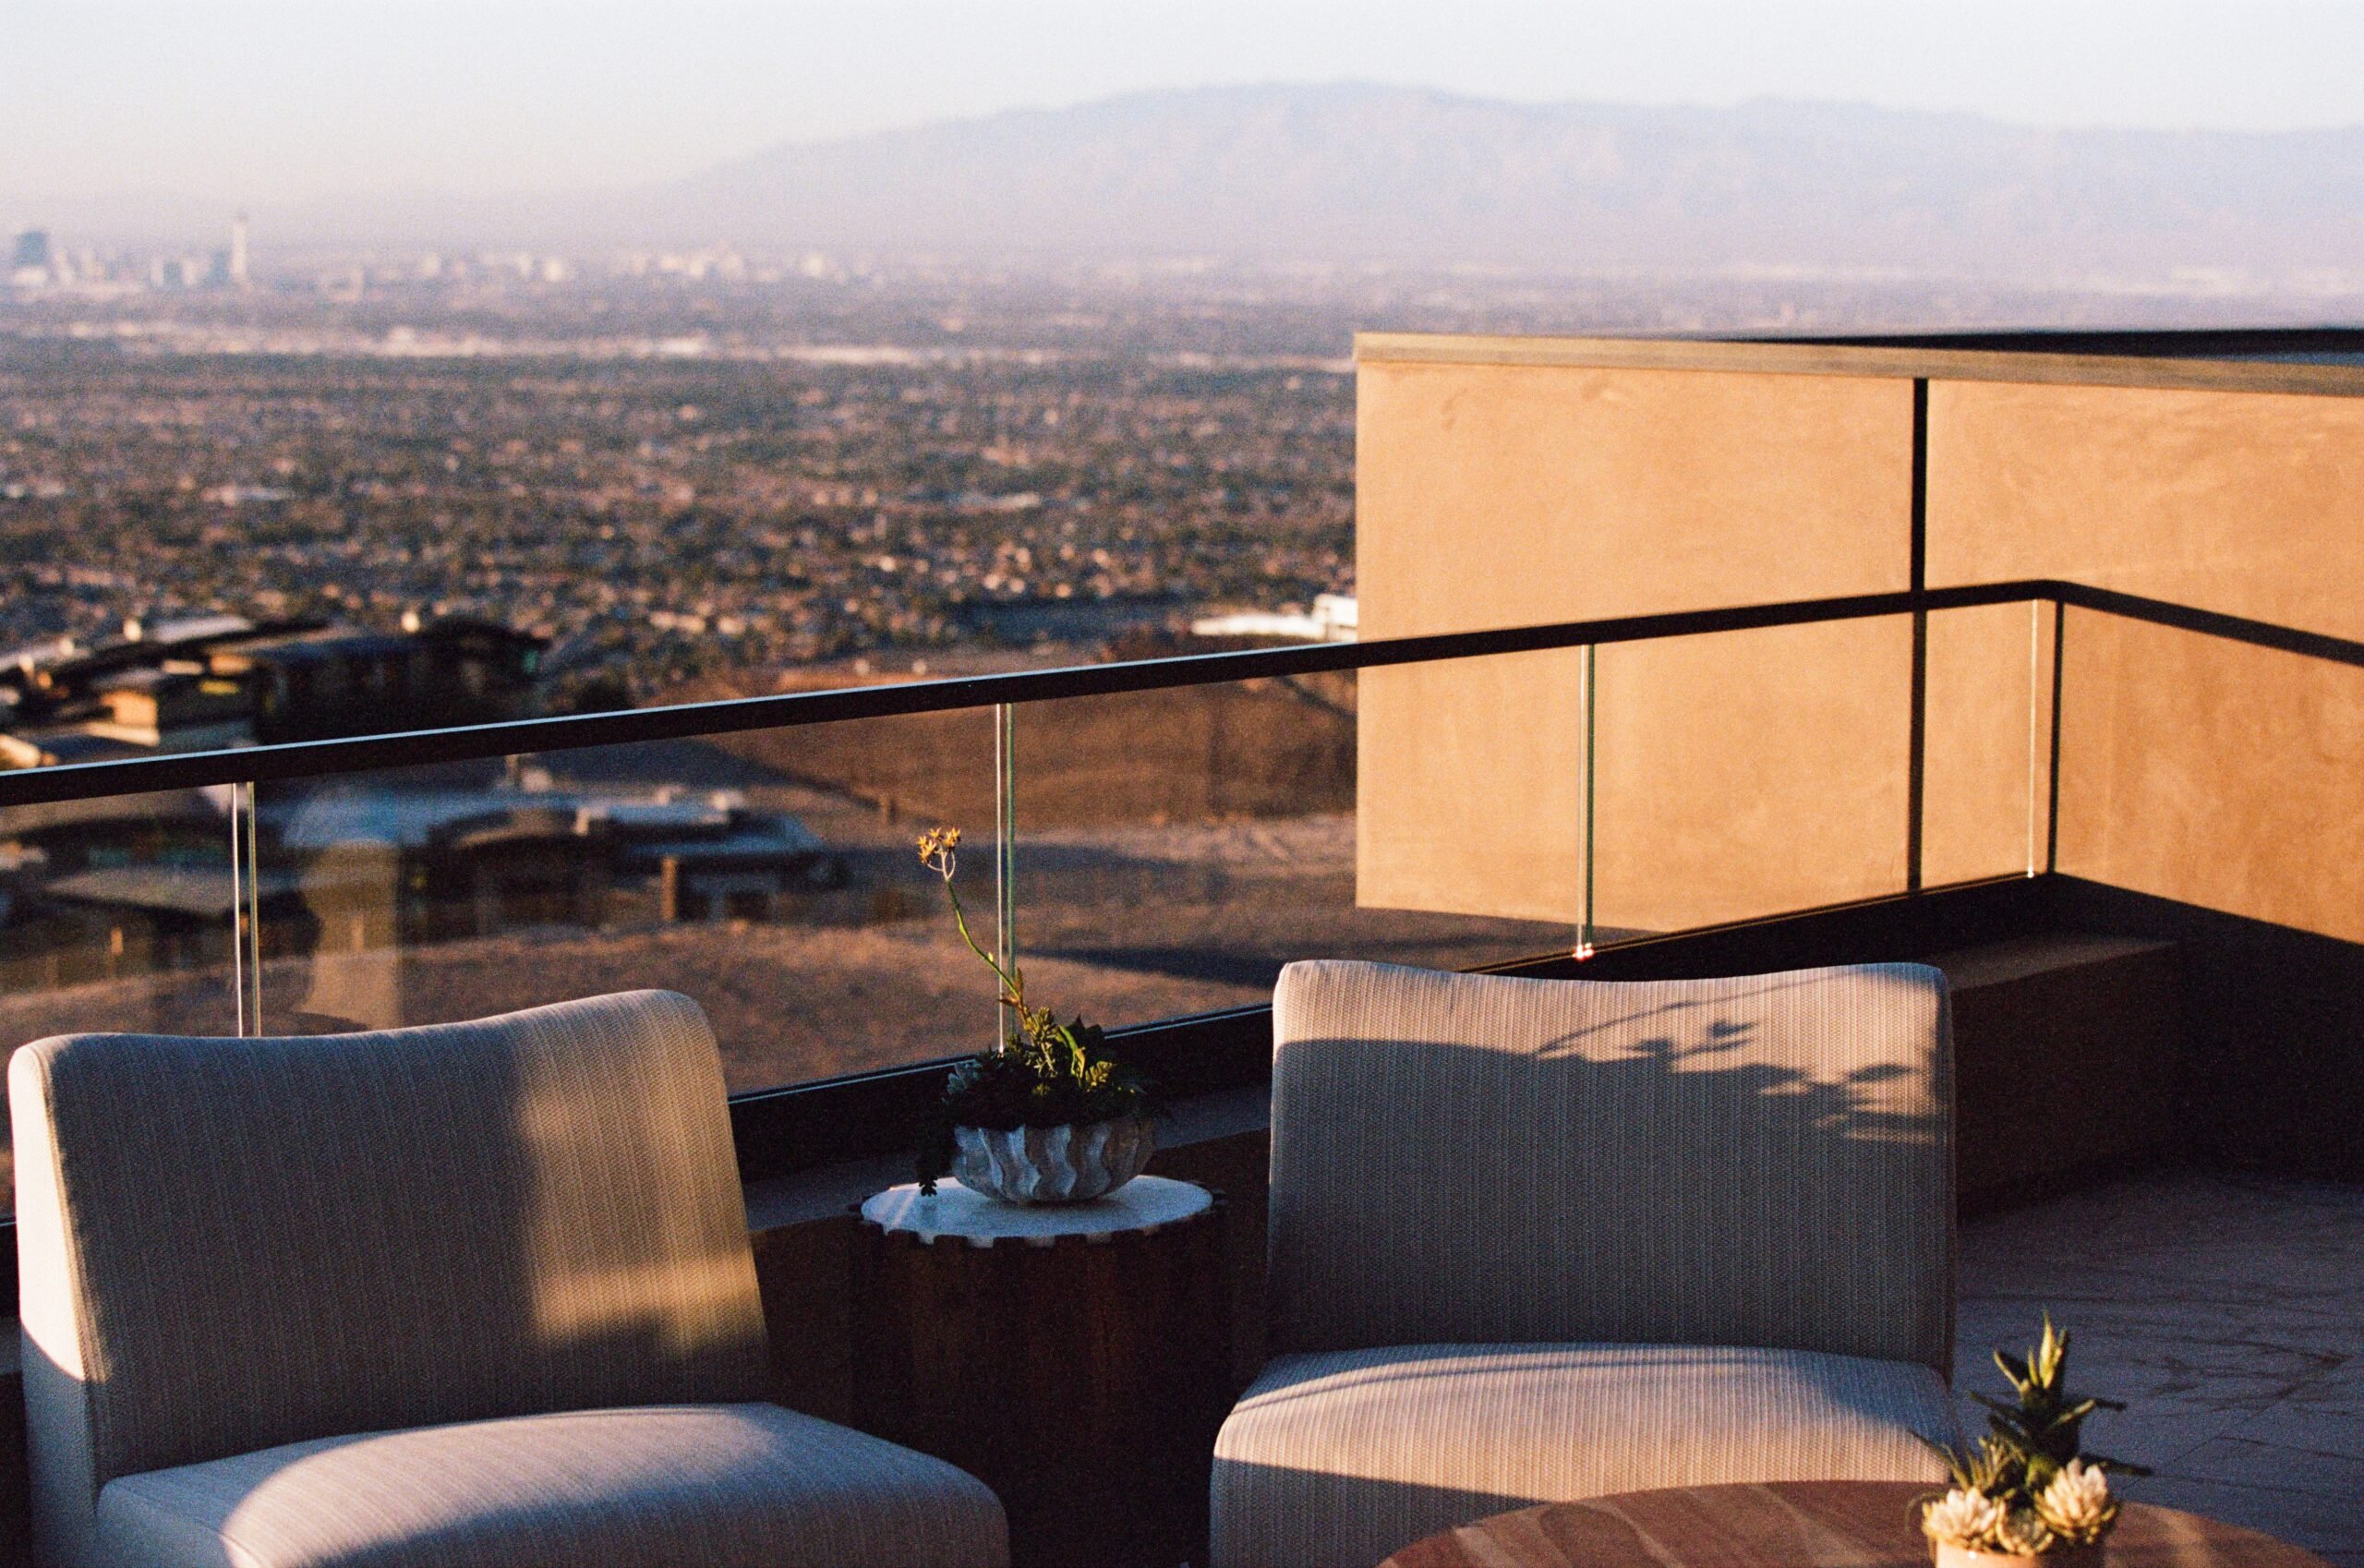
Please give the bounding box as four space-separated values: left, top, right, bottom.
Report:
1356 344 1919 933
1928 378 2364 939
1354 334 2360 940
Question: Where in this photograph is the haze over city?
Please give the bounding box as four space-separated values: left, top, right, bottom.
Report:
5 0 2360 707
12 1 2364 203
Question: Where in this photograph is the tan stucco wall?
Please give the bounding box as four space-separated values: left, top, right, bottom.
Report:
1355 356 1915 932
1923 601 2055 890
2058 611 2364 945
1356 335 2364 942
1587 618 1915 933
1928 380 2364 637
1928 380 2364 928
1356 359 1912 636
1356 650 1591 926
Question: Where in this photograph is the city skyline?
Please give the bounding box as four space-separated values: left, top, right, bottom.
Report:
14 83 2364 293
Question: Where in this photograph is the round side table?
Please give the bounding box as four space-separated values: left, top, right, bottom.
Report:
853 1176 1231 1568
1379 1481 2333 1568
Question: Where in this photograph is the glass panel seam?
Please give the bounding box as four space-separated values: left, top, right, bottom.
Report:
994 702 1017 1050
1578 644 1597 960
2026 599 2042 877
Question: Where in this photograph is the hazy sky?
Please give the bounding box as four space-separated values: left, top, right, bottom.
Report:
6 1 2362 202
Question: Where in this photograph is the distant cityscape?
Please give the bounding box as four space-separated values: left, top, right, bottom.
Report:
10 216 850 299
16 189 2325 730
10 218 254 295
0 219 1390 1060
6 89 2358 1091
1 217 1361 718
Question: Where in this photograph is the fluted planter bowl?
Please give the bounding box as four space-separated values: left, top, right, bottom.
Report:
951 1116 1155 1203
1935 1545 2104 1568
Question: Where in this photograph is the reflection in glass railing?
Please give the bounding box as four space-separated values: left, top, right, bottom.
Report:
249 711 1003 1095
1012 660 1582 1034
0 786 247 1210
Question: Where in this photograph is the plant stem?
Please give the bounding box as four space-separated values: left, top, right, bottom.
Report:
943 874 1024 1019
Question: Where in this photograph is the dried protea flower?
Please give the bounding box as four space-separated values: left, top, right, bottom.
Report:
1993 1508 2057 1555
2034 1459 2120 1543
1922 1489 2006 1549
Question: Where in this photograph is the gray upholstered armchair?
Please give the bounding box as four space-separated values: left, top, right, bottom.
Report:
1211 960 1963 1568
12 990 1007 1568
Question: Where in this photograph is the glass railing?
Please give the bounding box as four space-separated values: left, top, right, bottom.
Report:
245 710 998 1095
1593 616 1919 935
1921 600 2056 888
0 787 248 1201
1 575 2358 1212
1014 659 1581 1029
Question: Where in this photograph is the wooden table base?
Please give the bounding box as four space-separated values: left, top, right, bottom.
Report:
852 1193 1231 1568
1381 1481 2332 1568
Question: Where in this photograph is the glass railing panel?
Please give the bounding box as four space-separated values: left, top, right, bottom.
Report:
0 785 247 1211
1923 601 2055 887
1591 616 1914 936
2055 609 2364 945
252 706 998 1093
1011 654 1584 1036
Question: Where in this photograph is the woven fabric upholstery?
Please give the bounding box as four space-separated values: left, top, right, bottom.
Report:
1210 1343 1958 1568
97 1402 1009 1568
1266 960 1955 1372
13 991 776 1568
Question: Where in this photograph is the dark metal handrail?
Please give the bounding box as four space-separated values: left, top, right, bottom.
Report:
5 576 2358 811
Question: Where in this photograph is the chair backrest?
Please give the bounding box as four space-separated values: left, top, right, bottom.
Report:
13 990 771 1567
1266 960 1954 1374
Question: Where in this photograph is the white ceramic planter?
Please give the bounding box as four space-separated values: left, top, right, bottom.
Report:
1934 1544 2104 1568
951 1116 1155 1204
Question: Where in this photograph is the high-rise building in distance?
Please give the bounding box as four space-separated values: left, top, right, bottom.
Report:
11 229 52 271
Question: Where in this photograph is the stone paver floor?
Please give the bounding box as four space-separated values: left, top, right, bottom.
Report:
1957 1172 2364 1564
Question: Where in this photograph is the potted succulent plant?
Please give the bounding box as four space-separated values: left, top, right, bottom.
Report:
1922 1318 2145 1566
912 826 1153 1203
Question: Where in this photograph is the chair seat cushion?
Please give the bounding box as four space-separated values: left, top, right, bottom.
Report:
1211 1343 1959 1568
97 1402 1008 1568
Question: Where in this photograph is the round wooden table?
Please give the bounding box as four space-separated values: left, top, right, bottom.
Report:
1379 1481 2333 1568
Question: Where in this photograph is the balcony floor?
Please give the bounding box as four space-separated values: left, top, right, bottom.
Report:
1957 1172 2364 1565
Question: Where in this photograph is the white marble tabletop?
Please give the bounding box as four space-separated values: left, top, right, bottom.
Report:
861 1175 1212 1247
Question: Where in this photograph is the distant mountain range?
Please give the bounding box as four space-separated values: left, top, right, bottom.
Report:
618 84 2364 288
33 85 2364 291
